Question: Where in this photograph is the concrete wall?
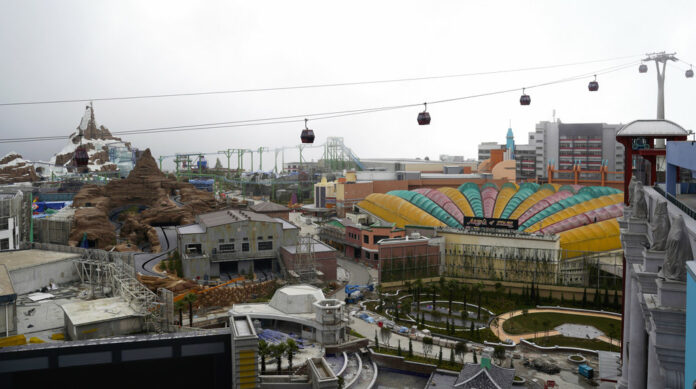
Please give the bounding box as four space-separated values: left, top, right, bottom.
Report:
0 302 17 336
369 349 438 375
10 258 79 295
67 315 144 341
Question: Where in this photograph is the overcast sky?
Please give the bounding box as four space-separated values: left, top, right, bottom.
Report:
1 0 694 170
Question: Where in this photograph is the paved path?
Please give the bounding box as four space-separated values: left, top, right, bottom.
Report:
335 257 372 301
134 226 178 277
489 308 621 347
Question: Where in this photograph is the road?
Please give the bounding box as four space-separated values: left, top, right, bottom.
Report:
335 257 373 300
134 226 178 277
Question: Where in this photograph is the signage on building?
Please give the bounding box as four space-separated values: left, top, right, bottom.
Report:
463 216 518 230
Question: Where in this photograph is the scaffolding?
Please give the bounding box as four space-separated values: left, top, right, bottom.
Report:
292 234 317 283
73 249 171 333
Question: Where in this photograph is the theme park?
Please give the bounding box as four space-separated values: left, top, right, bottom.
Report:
1 3 696 389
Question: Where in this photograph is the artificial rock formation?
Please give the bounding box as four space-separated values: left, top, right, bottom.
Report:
69 148 219 250
661 215 693 282
650 200 670 251
0 152 38 184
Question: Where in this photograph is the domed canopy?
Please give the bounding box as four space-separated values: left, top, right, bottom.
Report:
617 119 688 137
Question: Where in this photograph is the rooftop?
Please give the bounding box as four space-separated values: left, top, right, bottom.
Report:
282 239 336 254
198 209 278 227
0 264 16 302
0 249 80 271
268 284 325 314
616 119 689 137
274 217 298 230
61 297 140 326
250 201 290 213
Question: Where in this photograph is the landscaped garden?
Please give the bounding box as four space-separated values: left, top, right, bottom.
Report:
502 312 621 339
527 335 620 352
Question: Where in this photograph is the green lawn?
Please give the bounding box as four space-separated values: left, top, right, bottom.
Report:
529 335 620 352
502 312 621 338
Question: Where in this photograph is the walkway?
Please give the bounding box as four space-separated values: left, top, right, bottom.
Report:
335 257 373 301
489 308 622 347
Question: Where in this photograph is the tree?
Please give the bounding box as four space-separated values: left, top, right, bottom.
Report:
258 340 269 374
431 285 437 307
492 316 500 340
455 341 468 364
548 289 553 303
174 300 185 327
469 321 475 338
493 345 506 364
461 306 468 327
449 347 455 365
582 288 588 307
405 280 412 296
613 289 619 310
473 349 478 364
447 279 459 315
560 292 565 305
530 281 536 302
272 342 287 373
286 339 299 373
414 278 423 312
183 293 198 327
535 284 540 305
438 346 443 366
439 276 446 292
462 289 468 318
422 337 433 358
374 331 379 350
604 287 610 307
542 319 551 344
397 339 402 356
408 338 413 357
594 286 601 309
476 285 482 320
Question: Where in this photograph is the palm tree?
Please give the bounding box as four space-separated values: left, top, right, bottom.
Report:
492 316 500 340
286 339 299 373
183 293 198 327
174 300 185 327
404 280 412 295
455 341 468 364
273 342 287 373
258 340 270 374
414 278 423 312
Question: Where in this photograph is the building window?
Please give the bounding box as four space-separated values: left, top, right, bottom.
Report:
185 244 202 255
365 252 370 259
267 236 273 239
0 239 8 250
258 236 263 240
242 243 250 252
229 238 235 242
0 217 8 231
363 235 369 244
219 244 235 253
374 254 379 261
218 239 225 243
258 241 273 251
243 237 248 241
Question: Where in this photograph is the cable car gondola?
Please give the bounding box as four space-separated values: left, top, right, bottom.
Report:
686 67 694 78
300 118 315 144
74 145 89 168
639 63 648 73
519 89 531 106
417 103 431 125
588 75 599 91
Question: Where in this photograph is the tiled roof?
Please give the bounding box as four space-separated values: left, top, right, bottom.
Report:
250 201 290 212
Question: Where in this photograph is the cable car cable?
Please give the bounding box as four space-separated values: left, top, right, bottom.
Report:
0 61 639 144
0 54 641 107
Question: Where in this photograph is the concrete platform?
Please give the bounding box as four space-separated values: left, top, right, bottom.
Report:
0 250 80 294
62 297 144 340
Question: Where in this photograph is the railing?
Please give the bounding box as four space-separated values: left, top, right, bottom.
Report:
653 185 696 221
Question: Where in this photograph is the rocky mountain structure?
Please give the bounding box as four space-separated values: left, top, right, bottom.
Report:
69 148 220 250
51 103 132 172
0 152 38 184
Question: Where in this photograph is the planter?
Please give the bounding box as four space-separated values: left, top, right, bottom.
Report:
512 376 526 385
568 354 586 364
